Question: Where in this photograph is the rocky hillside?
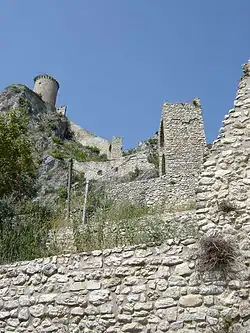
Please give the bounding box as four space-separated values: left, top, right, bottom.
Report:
0 84 104 206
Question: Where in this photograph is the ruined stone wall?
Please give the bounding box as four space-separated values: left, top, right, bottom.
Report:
196 60 250 242
109 136 123 160
106 175 195 207
1 239 250 333
69 121 110 156
158 100 206 199
73 152 155 181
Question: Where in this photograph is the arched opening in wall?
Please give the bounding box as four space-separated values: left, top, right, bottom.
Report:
160 120 164 147
161 154 166 175
109 144 112 152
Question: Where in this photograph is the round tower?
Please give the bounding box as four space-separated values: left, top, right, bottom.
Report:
33 74 59 106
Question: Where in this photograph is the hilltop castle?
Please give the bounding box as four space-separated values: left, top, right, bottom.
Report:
2 60 250 333
32 72 207 206
33 74 123 161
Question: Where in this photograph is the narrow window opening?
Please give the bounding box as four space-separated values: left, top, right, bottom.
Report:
161 154 166 175
160 120 164 147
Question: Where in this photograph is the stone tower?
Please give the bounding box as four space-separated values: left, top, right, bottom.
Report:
33 74 59 106
109 136 123 160
158 99 206 192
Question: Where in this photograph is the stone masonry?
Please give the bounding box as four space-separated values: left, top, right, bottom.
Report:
158 99 206 193
1 239 250 333
3 61 250 332
196 59 250 241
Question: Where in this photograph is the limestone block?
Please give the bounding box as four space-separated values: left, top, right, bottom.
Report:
179 295 203 307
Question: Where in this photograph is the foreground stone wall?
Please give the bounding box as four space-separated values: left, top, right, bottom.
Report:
0 240 250 333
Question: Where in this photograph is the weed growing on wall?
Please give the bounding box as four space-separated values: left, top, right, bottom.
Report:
196 231 238 278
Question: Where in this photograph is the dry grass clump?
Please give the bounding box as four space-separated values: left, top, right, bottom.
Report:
196 231 238 277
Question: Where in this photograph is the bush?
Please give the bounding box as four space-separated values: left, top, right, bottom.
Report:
52 136 64 145
147 152 159 169
50 148 70 160
196 231 238 278
86 146 100 155
0 110 38 199
0 198 52 263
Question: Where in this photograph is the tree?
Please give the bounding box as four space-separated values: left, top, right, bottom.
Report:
0 109 37 199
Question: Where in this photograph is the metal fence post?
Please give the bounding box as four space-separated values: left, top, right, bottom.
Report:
66 158 73 220
82 179 89 227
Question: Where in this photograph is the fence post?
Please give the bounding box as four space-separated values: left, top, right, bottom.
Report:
82 179 89 227
66 158 73 220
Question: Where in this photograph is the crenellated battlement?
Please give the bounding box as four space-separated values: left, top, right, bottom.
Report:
34 74 59 88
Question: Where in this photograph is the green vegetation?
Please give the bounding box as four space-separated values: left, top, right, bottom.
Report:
52 136 64 145
50 140 108 162
68 186 196 252
122 148 137 156
147 137 158 146
0 110 37 198
0 110 53 263
0 198 52 264
147 152 159 169
73 198 196 252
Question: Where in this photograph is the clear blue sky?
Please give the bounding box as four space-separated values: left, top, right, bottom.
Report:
1 1 250 149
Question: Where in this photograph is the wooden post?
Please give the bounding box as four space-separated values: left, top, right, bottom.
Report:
82 179 89 227
66 158 73 220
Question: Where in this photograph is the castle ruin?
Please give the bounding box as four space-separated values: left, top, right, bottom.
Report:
1 60 250 332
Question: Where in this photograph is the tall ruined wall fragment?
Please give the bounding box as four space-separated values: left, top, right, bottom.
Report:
158 100 206 196
109 136 123 160
196 60 250 241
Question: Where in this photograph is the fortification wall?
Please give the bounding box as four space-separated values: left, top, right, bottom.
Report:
73 152 155 181
69 121 110 156
196 60 250 242
106 175 195 207
1 238 250 333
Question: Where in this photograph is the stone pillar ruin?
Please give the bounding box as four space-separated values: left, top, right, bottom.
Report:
158 99 206 195
109 136 123 160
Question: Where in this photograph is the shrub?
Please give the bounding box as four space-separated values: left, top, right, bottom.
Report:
86 146 100 155
52 136 64 145
196 231 238 278
0 110 38 199
218 200 236 213
147 152 159 169
147 137 158 146
50 148 70 160
18 97 28 107
0 198 52 263
56 187 67 199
